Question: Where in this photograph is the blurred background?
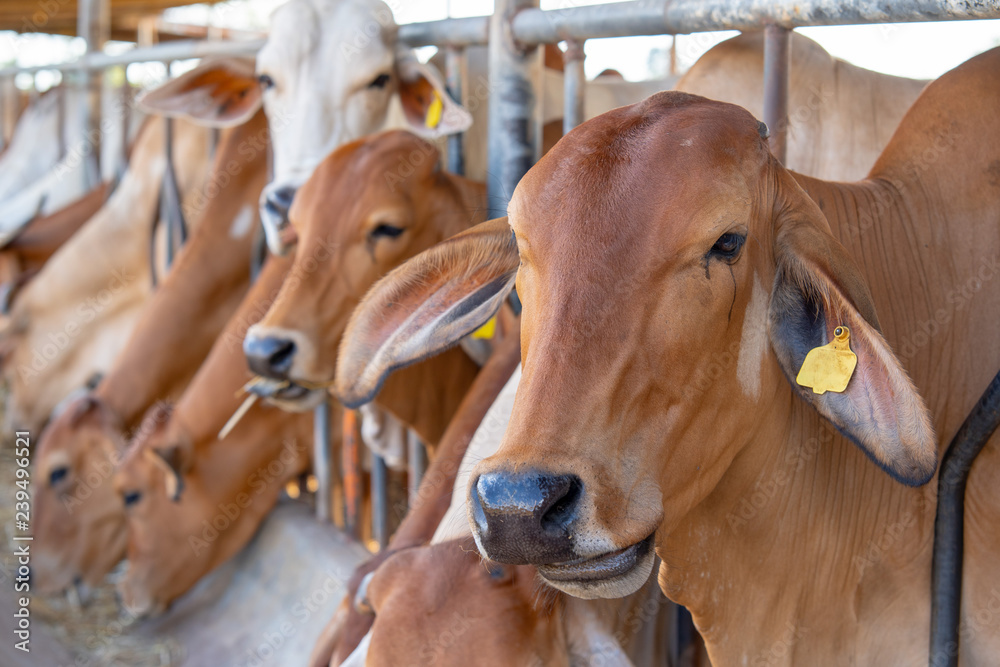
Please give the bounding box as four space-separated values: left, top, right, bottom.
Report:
3 0 999 91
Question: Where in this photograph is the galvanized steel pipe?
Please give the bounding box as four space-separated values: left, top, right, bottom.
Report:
371 454 389 550
445 47 466 175
763 25 790 164
508 0 1000 44
313 399 333 522
563 40 586 135
487 0 540 219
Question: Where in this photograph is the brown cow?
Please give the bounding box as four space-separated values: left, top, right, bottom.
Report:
331 362 676 667
113 255 317 616
243 130 486 451
328 50 1000 664
31 103 267 597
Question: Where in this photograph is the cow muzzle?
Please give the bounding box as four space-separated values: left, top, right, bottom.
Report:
244 333 297 380
470 469 657 600
259 184 298 256
470 470 582 564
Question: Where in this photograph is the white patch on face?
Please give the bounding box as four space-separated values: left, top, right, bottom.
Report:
736 274 768 398
229 204 255 239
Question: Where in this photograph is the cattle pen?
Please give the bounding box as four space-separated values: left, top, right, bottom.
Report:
1 0 999 665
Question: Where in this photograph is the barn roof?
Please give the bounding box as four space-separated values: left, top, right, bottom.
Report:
1 1 227 40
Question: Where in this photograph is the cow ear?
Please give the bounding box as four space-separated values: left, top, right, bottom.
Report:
138 57 261 128
395 52 472 138
335 217 518 408
767 208 937 486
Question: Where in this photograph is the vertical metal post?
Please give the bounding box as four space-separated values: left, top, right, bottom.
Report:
407 434 427 509
76 0 109 189
562 40 585 135
763 25 790 165
371 454 389 550
487 0 539 219
312 400 333 522
445 47 465 176
342 409 362 538
0 75 15 152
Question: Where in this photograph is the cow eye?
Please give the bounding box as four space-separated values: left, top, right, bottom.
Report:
122 490 142 507
369 223 405 240
368 73 391 90
709 232 745 262
48 466 69 487
257 73 275 90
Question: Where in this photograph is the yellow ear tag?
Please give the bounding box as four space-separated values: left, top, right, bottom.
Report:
425 90 443 129
795 325 858 395
471 316 496 340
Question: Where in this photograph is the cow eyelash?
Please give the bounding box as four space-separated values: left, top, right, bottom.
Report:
370 223 404 240
48 466 68 486
368 73 391 90
257 74 275 90
709 232 746 262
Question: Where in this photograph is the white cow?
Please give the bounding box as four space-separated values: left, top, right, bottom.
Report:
0 87 94 241
254 0 471 255
0 84 144 245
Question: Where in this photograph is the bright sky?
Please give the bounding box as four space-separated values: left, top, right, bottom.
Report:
1 0 998 88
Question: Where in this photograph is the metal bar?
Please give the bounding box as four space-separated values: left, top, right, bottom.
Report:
398 16 489 47
408 435 427 509
445 47 465 176
488 0 540 219
762 25 790 165
342 409 362 538
562 40 585 135
76 0 108 192
371 454 389 550
507 0 1000 45
930 369 1000 667
0 39 265 77
0 76 16 150
313 400 333 522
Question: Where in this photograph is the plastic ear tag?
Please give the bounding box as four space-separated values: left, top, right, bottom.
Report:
425 90 443 129
796 325 857 395
471 316 496 340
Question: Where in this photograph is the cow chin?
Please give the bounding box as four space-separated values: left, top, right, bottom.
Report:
534 533 657 600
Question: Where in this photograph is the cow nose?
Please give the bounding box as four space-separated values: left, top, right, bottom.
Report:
259 185 297 256
470 470 582 564
244 335 297 379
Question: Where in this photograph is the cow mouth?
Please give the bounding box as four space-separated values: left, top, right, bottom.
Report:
536 533 655 584
247 378 325 410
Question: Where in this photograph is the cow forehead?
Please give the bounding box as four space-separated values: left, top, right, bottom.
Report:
291 131 437 221
511 93 769 260
261 0 395 76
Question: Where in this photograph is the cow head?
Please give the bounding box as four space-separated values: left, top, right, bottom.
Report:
113 406 310 616
342 93 936 600
31 395 129 595
356 539 570 667
243 130 485 411
255 0 471 256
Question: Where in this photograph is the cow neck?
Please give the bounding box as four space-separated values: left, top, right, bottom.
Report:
665 133 1000 663
93 112 268 433
373 345 481 452
174 256 295 450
